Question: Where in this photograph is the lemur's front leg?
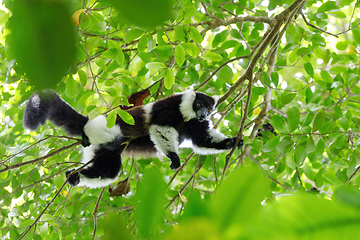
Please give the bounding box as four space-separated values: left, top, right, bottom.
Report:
149 125 181 169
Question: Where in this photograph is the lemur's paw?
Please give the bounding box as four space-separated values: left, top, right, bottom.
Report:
238 140 244 149
170 161 180 170
65 170 80 187
168 152 181 170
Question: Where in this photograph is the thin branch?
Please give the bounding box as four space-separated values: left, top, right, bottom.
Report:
195 55 250 91
300 12 338 38
19 179 69 240
92 187 106 240
0 142 81 174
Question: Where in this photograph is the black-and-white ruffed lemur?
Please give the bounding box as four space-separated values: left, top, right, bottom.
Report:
23 90 243 188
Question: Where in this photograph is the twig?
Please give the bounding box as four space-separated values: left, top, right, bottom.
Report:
92 187 106 240
19 179 69 240
0 142 81 174
195 55 250 91
346 165 360 185
300 12 338 38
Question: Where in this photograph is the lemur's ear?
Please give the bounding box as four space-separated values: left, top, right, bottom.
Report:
212 95 219 106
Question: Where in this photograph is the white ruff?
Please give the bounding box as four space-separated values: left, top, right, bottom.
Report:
149 125 179 155
179 90 196 121
84 115 122 145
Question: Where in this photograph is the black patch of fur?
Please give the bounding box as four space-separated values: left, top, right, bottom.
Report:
150 94 184 127
117 107 148 137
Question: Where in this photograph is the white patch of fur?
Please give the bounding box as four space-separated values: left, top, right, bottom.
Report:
191 128 228 155
179 90 196 121
149 125 179 155
84 115 122 145
77 174 119 188
212 95 219 106
192 145 227 155
208 128 227 142
142 102 154 124
80 145 97 164
31 94 41 108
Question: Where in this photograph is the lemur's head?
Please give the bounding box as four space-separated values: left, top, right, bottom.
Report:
180 91 219 122
193 93 219 122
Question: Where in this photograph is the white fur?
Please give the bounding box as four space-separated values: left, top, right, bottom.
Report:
208 128 227 142
149 125 179 155
212 95 219 106
142 102 154 124
179 90 196 121
192 129 227 155
80 145 97 164
77 174 119 189
83 115 122 145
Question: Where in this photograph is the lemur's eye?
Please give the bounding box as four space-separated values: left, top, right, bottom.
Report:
208 109 212 114
196 103 201 108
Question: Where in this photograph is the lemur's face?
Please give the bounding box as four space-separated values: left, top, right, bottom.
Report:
193 93 217 122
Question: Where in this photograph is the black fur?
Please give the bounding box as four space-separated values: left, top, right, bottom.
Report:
23 90 88 136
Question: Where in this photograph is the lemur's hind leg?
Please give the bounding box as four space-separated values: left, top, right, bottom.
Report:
66 141 126 188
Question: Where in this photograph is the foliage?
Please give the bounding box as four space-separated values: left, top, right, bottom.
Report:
1 0 360 239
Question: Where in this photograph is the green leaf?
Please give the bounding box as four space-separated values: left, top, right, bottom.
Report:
302 111 314 126
318 1 340 13
102 48 119 60
107 0 175 28
334 185 360 209
188 26 203 44
65 75 77 98
304 62 314 78
271 71 279 86
101 212 134 240
211 165 269 228
11 0 76 89
117 109 135 125
294 145 306 166
117 48 125 66
337 117 349 131
145 62 166 70
320 70 333 83
336 41 349 50
78 70 87 87
164 69 175 90
287 107 300 132
174 25 186 42
138 34 147 52
106 111 117 128
252 193 360 239
119 76 133 86
136 167 167 238
202 51 223 62
88 107 108 121
313 111 325 132
276 136 293 153
174 45 185 66
124 28 144 43
262 135 280 152
181 43 200 58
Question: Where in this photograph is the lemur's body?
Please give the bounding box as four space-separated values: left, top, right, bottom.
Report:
23 90 243 188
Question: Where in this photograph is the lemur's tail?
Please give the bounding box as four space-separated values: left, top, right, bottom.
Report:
23 90 88 136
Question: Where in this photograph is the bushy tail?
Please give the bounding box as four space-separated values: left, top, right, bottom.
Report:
23 90 88 136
